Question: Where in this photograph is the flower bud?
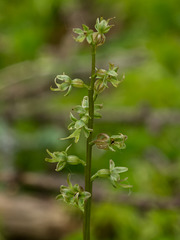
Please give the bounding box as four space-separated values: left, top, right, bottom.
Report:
92 32 105 46
91 169 110 181
67 155 85 166
97 69 107 76
94 80 106 93
94 133 110 150
72 79 85 88
96 169 110 178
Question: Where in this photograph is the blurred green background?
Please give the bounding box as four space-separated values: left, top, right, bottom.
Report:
0 0 180 240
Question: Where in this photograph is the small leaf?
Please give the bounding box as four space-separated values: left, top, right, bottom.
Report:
65 144 72 153
74 35 86 43
67 174 72 188
45 157 57 163
55 161 66 171
119 183 133 188
108 70 118 77
82 24 89 31
110 79 120 88
86 34 92 44
94 112 102 119
75 120 86 129
73 106 85 115
50 86 61 92
56 74 71 82
73 28 84 34
64 85 72 96
81 191 91 199
70 112 77 122
83 127 90 138
94 103 103 110
58 82 70 91
109 160 115 171
67 122 75 130
112 167 128 174
56 194 63 200
82 96 89 108
45 149 58 163
61 129 81 143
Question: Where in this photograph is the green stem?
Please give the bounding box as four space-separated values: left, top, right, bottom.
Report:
83 44 96 240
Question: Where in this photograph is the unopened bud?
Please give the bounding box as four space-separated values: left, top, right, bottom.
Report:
94 80 106 93
92 32 105 46
91 168 110 181
72 79 84 88
67 155 86 166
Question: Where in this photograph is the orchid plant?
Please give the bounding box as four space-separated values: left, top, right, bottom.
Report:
45 17 131 240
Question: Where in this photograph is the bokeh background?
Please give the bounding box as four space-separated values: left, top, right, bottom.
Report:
0 0 180 240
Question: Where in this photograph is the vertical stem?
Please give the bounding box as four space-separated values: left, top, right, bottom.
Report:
83 44 96 240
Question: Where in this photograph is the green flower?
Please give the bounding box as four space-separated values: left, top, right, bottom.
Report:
73 24 93 44
45 145 85 171
57 174 91 212
73 96 103 119
50 74 88 96
95 17 114 34
61 96 103 142
94 133 128 152
94 63 123 94
91 160 132 188
92 17 114 46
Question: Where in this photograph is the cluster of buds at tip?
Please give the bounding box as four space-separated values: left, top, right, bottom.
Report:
45 144 86 171
94 63 124 94
50 74 88 96
56 174 91 212
93 133 128 152
91 160 132 188
73 17 114 47
93 17 114 46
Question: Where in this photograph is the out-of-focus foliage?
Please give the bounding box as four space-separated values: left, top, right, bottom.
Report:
0 0 180 240
62 204 180 240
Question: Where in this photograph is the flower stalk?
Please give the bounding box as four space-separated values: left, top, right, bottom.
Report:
45 17 132 240
83 44 96 240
